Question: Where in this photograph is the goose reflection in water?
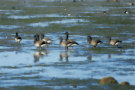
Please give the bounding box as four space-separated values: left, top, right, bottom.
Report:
33 49 48 63
59 50 72 63
108 54 114 60
15 44 23 54
87 55 92 61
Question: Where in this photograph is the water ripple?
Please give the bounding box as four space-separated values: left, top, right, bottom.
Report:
0 25 22 29
29 19 89 27
8 14 67 19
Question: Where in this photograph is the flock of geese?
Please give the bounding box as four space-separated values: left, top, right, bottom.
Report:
15 32 122 49
13 0 134 49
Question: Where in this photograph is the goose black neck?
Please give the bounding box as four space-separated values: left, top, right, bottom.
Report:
34 36 38 43
34 34 39 41
87 36 92 42
36 35 40 41
65 32 69 41
108 37 111 41
41 33 44 39
16 32 18 36
60 37 63 44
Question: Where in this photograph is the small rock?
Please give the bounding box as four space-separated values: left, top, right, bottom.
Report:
99 76 118 85
120 81 130 86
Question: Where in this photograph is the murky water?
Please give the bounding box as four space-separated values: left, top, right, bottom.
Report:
0 0 135 89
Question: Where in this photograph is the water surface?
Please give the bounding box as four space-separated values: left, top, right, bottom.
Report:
0 0 135 89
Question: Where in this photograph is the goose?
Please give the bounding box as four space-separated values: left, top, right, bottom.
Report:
129 2 134 6
124 11 129 14
15 32 22 43
34 34 48 48
103 11 107 15
41 33 52 44
65 32 79 47
64 8 67 11
108 36 122 47
87 36 103 47
59 37 72 49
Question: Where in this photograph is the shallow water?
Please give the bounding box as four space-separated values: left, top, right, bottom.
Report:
0 0 135 89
